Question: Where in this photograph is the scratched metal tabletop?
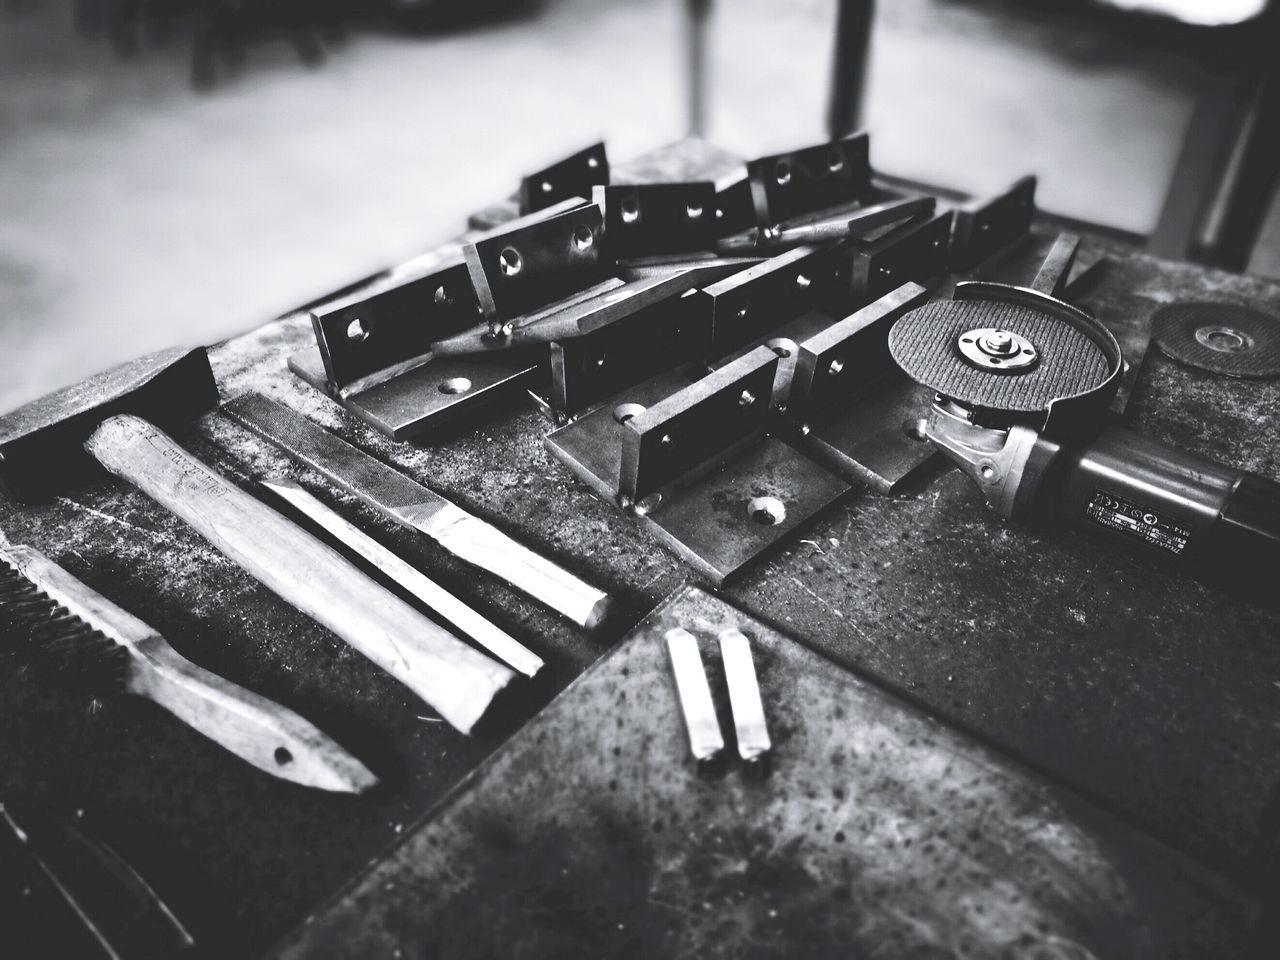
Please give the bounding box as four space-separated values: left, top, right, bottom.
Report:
2 141 1278 956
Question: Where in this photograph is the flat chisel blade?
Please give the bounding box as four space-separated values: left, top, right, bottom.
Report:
223 393 611 631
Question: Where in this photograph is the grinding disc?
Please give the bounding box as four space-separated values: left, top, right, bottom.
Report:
1151 302 1280 379
888 299 1113 413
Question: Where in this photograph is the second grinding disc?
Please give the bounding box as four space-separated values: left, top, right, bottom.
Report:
1151 302 1280 379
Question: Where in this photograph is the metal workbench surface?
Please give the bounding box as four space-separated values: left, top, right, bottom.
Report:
2 147 1279 956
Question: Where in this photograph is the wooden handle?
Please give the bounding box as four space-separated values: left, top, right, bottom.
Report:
130 640 378 793
6 540 377 791
430 506 611 631
85 415 515 735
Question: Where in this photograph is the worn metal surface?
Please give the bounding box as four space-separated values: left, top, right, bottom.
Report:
3 140 1280 957
274 586 1256 959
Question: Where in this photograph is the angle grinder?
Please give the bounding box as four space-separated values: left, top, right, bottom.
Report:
888 234 1280 594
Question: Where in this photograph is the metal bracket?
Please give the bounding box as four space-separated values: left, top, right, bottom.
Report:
695 245 853 356
310 254 480 390
545 348 849 585
845 210 954 302
598 182 718 258
713 175 758 237
746 134 873 225
785 283 937 493
950 176 1037 271
464 198 612 334
287 345 537 442
518 142 609 215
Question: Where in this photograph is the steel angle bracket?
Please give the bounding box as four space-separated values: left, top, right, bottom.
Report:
547 349 849 585
705 312 839 415
712 175 757 237
785 283 936 493
518 142 610 215
597 182 719 258
464 198 612 334
310 255 480 390
285 344 537 442
696 245 852 357
746 134 874 225
949 176 1037 271
844 210 954 303
549 294 706 422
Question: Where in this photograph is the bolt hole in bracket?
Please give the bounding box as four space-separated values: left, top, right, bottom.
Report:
782 283 938 494
546 347 848 586
517 141 610 216
462 197 613 337
595 182 719 259
745 133 876 226
288 245 538 441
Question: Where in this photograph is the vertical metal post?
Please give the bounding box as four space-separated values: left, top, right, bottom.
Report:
827 0 876 140
686 0 713 138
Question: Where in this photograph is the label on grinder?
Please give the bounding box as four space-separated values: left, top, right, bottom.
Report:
1084 489 1191 556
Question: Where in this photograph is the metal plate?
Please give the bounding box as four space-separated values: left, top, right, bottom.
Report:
270 583 1257 958
697 245 852 356
746 134 872 224
286 344 535 441
600 182 718 258
1152 302 1280 379
802 379 938 493
847 210 954 301
544 372 696 502
784 285 936 492
549 290 709 419
341 356 538 441
950 175 1037 270
787 283 932 417
621 347 780 505
310 257 480 390
463 199 611 328
890 299 1114 413
638 436 850 585
517 142 609 215
534 262 747 342
706 311 837 412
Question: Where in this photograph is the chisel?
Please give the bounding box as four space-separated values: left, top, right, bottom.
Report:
223 393 612 631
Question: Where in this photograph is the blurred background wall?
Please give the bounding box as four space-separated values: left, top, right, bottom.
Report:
0 0 1228 411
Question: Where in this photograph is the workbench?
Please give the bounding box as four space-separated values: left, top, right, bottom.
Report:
2 141 1278 957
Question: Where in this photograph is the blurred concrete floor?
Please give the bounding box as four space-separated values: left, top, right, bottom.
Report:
0 0 1205 412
